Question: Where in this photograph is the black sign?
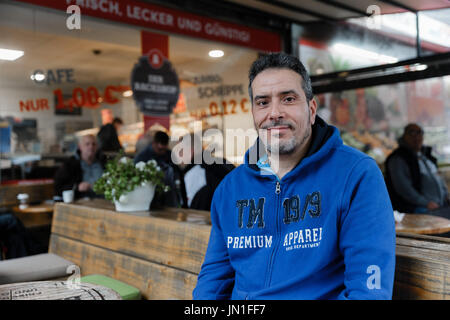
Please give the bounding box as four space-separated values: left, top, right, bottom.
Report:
131 51 180 116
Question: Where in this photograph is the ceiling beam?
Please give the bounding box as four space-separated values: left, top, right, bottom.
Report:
255 0 338 21
314 0 370 17
142 0 302 30
377 0 417 13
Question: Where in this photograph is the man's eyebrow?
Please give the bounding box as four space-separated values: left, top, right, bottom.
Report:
254 90 299 100
279 90 299 96
254 95 269 100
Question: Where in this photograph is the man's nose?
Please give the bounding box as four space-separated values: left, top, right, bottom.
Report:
269 101 283 120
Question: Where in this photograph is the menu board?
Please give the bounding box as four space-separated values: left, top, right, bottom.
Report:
131 51 180 116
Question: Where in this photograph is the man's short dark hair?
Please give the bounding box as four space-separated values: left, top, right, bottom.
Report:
402 123 423 137
248 52 313 103
153 131 169 145
112 117 123 125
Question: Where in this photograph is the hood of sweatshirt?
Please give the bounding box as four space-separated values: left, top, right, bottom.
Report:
243 116 339 180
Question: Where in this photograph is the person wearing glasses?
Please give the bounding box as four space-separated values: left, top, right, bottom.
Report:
385 123 449 218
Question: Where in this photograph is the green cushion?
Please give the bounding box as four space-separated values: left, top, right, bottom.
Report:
81 274 141 300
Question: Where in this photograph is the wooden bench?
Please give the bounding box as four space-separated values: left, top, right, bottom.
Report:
394 233 450 299
49 199 450 300
49 199 210 300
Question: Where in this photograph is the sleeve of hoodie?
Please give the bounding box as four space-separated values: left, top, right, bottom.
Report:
337 157 396 300
192 187 235 300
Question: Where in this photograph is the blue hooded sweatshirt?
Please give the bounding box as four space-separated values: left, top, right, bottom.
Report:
193 117 396 300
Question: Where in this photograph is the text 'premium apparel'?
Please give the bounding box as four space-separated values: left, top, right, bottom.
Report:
193 117 396 300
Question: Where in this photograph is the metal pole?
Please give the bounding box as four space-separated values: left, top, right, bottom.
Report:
416 12 422 58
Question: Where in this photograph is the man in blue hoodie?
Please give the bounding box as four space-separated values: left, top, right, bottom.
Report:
193 53 396 300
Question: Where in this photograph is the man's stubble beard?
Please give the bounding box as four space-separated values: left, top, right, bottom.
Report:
256 110 312 156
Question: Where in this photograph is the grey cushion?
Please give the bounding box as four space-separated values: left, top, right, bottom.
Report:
0 253 75 285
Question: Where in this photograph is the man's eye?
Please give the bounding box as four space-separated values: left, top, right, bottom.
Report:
256 100 268 106
284 96 296 103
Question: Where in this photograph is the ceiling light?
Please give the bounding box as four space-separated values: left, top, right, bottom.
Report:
122 90 133 97
30 72 45 82
331 43 398 64
0 48 24 61
411 63 428 71
209 50 224 58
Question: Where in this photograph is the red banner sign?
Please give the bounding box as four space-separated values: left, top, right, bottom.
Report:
14 0 281 52
141 31 170 132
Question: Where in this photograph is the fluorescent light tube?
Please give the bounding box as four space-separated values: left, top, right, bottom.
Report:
0 48 24 61
331 43 398 64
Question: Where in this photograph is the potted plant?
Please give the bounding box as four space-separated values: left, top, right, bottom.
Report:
93 154 168 212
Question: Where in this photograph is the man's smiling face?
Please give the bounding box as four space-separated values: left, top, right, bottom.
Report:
251 68 317 155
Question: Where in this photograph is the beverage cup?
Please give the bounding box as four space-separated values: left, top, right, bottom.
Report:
62 190 74 203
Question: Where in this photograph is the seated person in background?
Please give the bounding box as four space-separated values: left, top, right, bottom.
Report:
54 134 106 200
385 123 449 218
134 131 187 208
97 117 123 153
175 133 235 211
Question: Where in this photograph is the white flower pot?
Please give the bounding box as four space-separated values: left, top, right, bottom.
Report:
113 182 155 212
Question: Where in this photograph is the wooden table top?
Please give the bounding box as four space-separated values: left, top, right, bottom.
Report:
395 213 450 235
13 203 54 214
69 198 212 225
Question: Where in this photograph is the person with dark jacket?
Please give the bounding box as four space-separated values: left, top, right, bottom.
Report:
176 133 234 211
97 117 123 153
54 134 106 199
385 123 449 217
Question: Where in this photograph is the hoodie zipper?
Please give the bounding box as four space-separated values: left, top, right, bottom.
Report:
265 180 282 287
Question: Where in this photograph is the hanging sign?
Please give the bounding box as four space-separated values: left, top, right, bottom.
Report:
14 0 281 52
131 50 180 116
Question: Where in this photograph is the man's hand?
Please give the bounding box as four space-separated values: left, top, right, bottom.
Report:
427 201 440 210
78 182 92 192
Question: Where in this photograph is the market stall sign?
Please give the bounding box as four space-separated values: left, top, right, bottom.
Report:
131 53 179 116
14 0 281 52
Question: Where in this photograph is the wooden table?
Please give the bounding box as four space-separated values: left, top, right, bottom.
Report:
49 198 212 300
395 213 450 235
0 180 54 209
13 203 54 228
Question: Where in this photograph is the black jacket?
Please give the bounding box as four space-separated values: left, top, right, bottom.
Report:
384 141 437 212
97 123 122 152
183 158 235 211
53 151 107 199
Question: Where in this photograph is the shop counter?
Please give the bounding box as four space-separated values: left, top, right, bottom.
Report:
49 199 211 300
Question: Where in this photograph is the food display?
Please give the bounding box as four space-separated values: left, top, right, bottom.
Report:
341 130 397 164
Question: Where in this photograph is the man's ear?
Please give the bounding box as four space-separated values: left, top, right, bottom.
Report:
309 97 318 125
